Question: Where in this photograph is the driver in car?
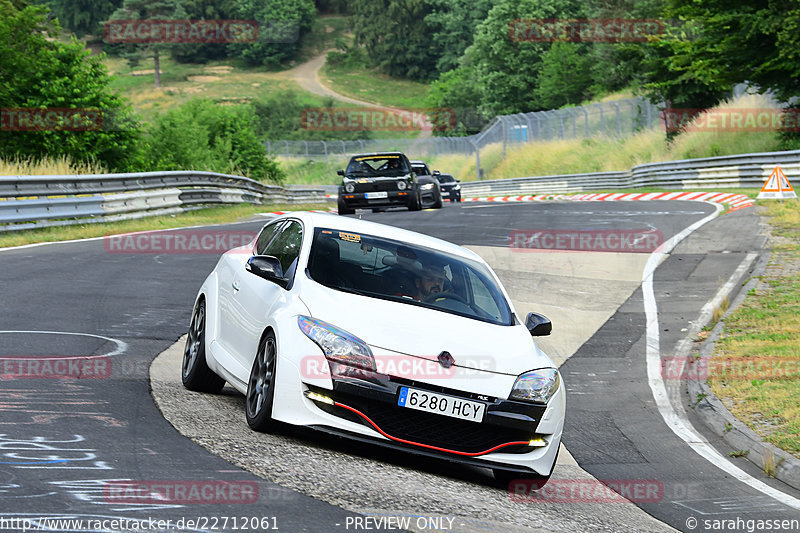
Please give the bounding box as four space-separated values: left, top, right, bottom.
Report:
413 262 448 300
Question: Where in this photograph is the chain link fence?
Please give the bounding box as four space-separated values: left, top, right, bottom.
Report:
265 98 663 177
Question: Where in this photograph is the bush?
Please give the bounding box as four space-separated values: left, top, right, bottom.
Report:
142 99 285 184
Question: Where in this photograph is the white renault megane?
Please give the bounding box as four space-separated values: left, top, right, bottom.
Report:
181 211 565 485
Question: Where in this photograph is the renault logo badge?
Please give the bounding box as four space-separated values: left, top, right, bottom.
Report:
437 351 455 369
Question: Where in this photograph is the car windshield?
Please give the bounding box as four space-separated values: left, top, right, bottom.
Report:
411 164 429 175
346 156 409 176
307 228 513 326
437 174 455 183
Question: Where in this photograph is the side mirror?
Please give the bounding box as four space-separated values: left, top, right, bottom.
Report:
456 179 461 183
337 170 344 176
525 312 551 336
246 255 287 287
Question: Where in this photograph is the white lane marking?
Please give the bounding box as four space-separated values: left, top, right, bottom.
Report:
0 330 127 357
642 202 800 510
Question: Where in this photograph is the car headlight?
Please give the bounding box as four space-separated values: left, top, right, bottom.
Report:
454 184 461 190
509 368 559 404
397 180 407 190
420 183 434 191
298 316 375 370
344 182 355 193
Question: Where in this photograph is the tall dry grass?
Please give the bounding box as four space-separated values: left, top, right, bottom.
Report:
0 155 108 176
427 93 785 182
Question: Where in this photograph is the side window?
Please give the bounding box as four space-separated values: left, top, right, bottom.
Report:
256 221 284 255
465 268 502 322
264 221 303 279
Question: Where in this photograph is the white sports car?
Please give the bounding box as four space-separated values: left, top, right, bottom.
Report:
182 212 565 485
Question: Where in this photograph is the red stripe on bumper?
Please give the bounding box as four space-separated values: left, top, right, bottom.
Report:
333 401 530 457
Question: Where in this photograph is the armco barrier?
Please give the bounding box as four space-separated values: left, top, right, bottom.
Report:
460 149 800 197
0 171 325 232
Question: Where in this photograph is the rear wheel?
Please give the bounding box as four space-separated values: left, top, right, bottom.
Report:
182 299 225 393
245 332 278 432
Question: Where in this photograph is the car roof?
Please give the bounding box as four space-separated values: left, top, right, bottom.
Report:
275 211 484 263
409 160 428 165
348 152 405 159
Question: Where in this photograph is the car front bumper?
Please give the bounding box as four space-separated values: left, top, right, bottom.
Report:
339 190 413 209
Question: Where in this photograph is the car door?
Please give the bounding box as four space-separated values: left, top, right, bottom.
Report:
217 220 284 363
229 219 304 369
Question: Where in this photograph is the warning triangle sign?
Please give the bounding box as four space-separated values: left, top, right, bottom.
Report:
758 166 797 199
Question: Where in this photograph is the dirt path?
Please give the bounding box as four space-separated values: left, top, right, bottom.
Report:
276 51 432 139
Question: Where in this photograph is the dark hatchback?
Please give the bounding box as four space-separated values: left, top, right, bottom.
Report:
434 172 462 202
337 152 442 215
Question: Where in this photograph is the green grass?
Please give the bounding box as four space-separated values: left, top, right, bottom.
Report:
320 61 431 110
0 202 330 249
709 197 800 458
278 158 345 186
107 55 330 123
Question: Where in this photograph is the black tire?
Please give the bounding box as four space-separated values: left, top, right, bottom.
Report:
492 469 551 490
433 190 443 209
338 197 355 215
408 189 422 211
182 299 225 393
245 331 278 432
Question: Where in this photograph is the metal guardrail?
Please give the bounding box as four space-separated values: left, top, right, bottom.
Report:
0 171 326 232
460 150 800 197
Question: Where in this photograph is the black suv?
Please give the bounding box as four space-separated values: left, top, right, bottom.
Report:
337 152 443 215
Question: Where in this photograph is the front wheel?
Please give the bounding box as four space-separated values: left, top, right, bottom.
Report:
433 190 443 209
182 299 226 393
338 197 355 215
245 332 278 432
408 190 422 211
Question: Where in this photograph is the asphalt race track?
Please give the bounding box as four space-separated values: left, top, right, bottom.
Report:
1 200 799 533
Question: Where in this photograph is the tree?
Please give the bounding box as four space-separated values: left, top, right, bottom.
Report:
39 0 122 37
0 5 140 170
424 0 494 74
534 42 593 109
171 0 237 63
641 0 800 110
228 0 315 68
351 0 440 81
438 0 584 116
105 0 188 88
